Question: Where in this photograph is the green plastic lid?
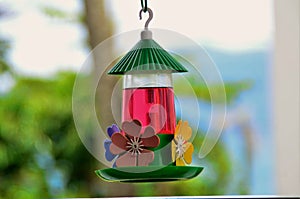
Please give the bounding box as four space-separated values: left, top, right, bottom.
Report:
108 30 188 75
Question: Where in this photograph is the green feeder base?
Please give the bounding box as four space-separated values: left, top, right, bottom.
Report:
95 166 203 183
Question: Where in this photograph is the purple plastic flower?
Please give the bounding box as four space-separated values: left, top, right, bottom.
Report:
104 124 120 165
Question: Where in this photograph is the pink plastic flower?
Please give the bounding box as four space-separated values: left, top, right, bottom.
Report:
109 120 160 167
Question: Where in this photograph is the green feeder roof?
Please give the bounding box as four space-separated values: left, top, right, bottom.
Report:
108 31 188 75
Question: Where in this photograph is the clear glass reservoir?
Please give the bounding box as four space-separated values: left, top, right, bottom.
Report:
122 72 176 134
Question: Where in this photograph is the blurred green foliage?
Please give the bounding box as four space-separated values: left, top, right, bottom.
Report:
40 5 84 23
0 73 98 198
41 6 69 19
175 76 253 105
0 38 10 73
0 72 251 198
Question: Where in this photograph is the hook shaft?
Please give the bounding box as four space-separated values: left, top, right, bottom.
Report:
139 8 153 29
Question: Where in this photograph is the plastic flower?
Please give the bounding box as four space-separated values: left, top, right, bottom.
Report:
104 124 120 166
109 120 160 167
172 120 194 166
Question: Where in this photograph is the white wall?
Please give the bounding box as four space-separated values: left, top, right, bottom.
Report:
273 0 300 195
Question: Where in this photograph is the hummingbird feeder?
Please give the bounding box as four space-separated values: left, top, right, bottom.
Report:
95 6 203 182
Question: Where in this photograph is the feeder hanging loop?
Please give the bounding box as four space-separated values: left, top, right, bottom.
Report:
140 0 148 13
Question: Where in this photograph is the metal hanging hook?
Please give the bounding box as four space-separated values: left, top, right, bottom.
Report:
139 8 153 29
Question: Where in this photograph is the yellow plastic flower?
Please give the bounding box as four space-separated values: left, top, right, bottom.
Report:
172 120 194 166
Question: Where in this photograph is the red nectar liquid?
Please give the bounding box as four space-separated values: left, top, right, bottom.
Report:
122 87 176 134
